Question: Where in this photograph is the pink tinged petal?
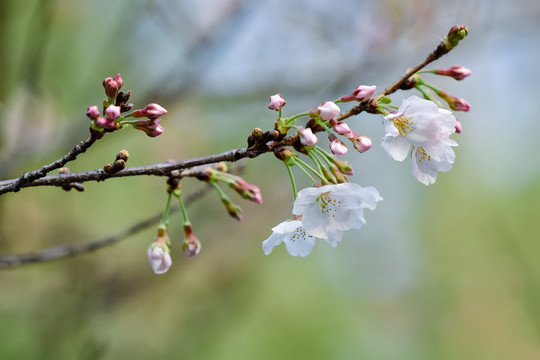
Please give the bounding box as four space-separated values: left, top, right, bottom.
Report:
333 121 353 137
86 105 100 119
352 136 372 153
268 94 286 111
381 134 410 161
147 245 172 274
329 135 348 155
105 105 121 120
352 85 376 101
298 126 318 146
318 101 340 121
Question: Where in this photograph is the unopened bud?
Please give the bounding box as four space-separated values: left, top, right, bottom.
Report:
321 167 337 184
222 197 243 221
318 101 340 121
353 85 376 101
183 224 201 257
455 119 462 134
229 177 263 204
105 105 121 120
332 121 354 138
147 227 172 274
132 119 164 137
330 158 354 175
444 25 469 50
328 134 348 155
437 90 471 112
298 126 317 146
268 94 286 111
116 149 129 162
435 65 471 80
86 105 100 120
351 135 372 153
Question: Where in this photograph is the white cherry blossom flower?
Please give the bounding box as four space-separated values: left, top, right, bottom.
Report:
292 183 382 239
412 140 457 185
381 95 458 185
381 95 456 161
262 219 343 257
262 220 316 257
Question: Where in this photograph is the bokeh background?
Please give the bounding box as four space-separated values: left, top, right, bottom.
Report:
1 0 539 359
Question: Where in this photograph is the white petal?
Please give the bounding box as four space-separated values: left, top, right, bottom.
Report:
262 231 285 255
323 229 344 248
283 228 316 257
381 134 411 161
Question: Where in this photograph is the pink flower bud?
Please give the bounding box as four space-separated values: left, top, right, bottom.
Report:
318 101 340 121
133 119 164 137
351 135 372 153
229 177 263 204
103 77 118 98
435 65 471 80
86 105 100 120
455 118 462 134
328 134 348 155
132 103 167 120
95 117 109 128
268 94 286 111
183 224 201 257
332 121 354 138
113 73 123 89
298 126 317 146
438 90 471 112
352 85 376 101
105 105 121 120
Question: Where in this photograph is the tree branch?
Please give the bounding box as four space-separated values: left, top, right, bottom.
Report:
0 132 101 195
0 185 211 268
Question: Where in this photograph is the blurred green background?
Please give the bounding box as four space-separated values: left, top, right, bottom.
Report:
1 0 539 359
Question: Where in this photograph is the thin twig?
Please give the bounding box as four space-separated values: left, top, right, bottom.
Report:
0 185 211 268
0 133 101 195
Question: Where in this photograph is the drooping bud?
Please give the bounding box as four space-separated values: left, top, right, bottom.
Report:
147 226 172 274
131 103 168 120
437 90 471 112
332 121 354 138
330 158 354 175
183 224 201 257
321 167 337 184
318 101 340 121
351 135 372 153
132 119 164 137
434 65 471 80
229 177 263 204
328 134 348 155
298 126 317 146
268 94 286 111
222 197 243 221
86 105 100 120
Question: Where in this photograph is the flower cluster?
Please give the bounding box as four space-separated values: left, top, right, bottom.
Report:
381 95 458 185
263 183 382 257
86 74 167 137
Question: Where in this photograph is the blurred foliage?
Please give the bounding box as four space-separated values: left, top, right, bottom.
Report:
1 0 540 359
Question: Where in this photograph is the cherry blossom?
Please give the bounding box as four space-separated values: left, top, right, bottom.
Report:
292 183 382 239
381 95 458 185
147 243 172 274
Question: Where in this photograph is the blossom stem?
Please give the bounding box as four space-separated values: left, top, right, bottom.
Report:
160 191 173 226
415 85 435 101
306 149 324 175
313 147 333 167
317 120 334 135
285 164 298 200
295 158 326 183
175 191 190 226
210 181 228 202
